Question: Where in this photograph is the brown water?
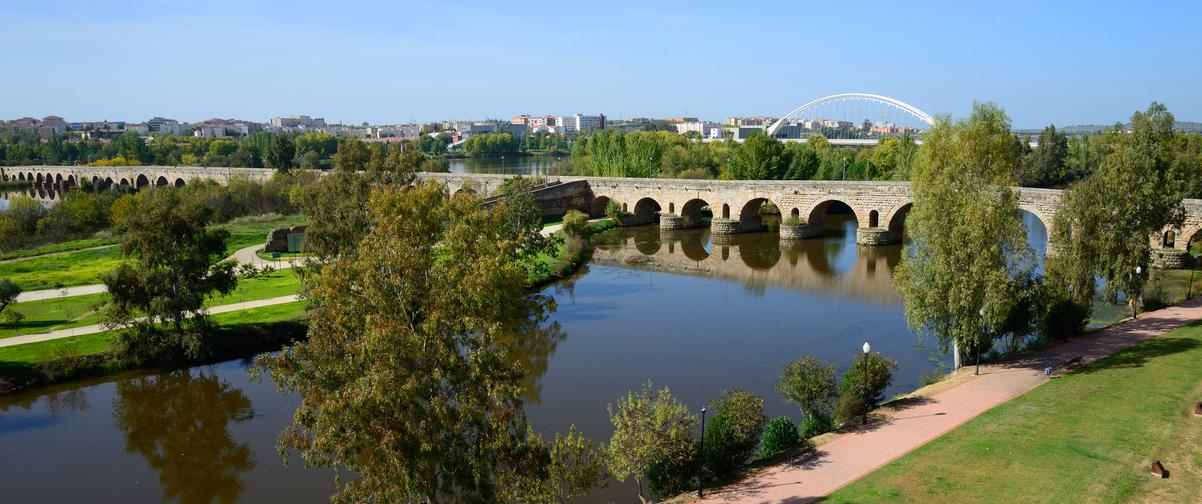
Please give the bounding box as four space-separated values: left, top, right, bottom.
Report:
0 213 1053 503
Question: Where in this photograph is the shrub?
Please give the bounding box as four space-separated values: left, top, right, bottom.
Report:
561 210 589 237
798 411 833 439
607 382 698 502
1038 297 1090 341
702 389 767 476
604 200 625 223
834 352 898 425
757 417 800 458
2 310 24 326
776 355 838 420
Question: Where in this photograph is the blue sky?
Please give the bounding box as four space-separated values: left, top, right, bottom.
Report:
2 0 1199 128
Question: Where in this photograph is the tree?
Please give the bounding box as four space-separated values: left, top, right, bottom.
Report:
775 355 838 420
1047 103 1189 316
1016 125 1068 187
333 137 370 171
701 389 766 476
729 131 784 179
100 189 238 360
265 134 295 173
258 182 602 503
834 351 898 424
607 382 697 503
0 279 21 316
894 102 1034 370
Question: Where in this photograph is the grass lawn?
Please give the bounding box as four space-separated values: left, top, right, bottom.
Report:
217 213 306 253
826 321 1202 504
0 269 301 340
0 246 126 290
0 213 305 291
0 237 119 261
0 301 305 365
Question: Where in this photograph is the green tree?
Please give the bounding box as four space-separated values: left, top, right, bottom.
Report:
100 190 238 360
265 134 295 173
729 131 785 179
1047 103 1189 316
834 351 898 424
775 355 838 420
0 279 21 316
701 389 767 476
333 137 370 170
894 102 1034 370
259 182 601 502
607 382 697 502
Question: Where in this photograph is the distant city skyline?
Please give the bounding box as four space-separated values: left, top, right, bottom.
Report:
2 1 1200 128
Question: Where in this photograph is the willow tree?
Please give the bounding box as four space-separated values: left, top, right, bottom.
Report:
1046 103 1188 317
258 182 602 503
894 102 1033 370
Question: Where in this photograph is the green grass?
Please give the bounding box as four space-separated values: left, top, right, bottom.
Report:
0 269 301 340
0 213 305 291
216 213 306 254
0 246 126 290
826 321 1202 504
0 237 119 261
0 301 305 365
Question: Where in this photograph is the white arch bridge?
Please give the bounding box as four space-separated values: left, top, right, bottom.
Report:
733 93 938 145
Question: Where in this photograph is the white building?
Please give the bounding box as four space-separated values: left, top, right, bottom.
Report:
557 114 606 137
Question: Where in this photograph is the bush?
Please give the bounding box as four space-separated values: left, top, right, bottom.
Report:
604 200 625 223
1038 297 1090 341
834 352 898 425
798 411 833 439
607 382 698 502
776 355 838 420
702 389 767 477
561 210 589 237
758 417 800 458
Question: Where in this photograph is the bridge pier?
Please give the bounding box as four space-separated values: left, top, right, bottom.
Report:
855 227 901 246
1151 248 1190 269
779 221 823 241
710 218 741 235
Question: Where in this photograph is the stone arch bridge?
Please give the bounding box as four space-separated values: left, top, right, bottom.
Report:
422 172 1202 266
2 165 272 191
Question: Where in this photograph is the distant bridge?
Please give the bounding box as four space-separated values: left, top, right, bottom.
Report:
1 165 271 190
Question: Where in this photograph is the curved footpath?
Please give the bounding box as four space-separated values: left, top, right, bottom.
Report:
697 297 1202 504
0 294 301 349
13 244 303 303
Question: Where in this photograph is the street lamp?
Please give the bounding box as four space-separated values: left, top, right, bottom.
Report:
1131 265 1143 319
698 406 707 498
1188 251 1198 299
861 341 871 426
977 307 986 375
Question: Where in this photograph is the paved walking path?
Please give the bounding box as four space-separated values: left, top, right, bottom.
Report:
13 244 303 304
0 294 301 348
699 297 1202 503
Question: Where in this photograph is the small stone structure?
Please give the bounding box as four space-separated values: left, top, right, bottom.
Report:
265 225 307 253
710 218 741 235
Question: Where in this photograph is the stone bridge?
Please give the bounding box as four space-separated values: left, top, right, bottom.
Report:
2 165 272 190
4 166 1199 265
421 172 1202 266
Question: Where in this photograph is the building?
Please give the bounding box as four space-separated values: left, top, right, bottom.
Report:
270 115 327 130
194 118 253 138
725 116 776 127
674 121 720 137
557 114 606 137
146 117 181 135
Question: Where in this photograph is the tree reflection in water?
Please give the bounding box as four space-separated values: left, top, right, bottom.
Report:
495 293 568 404
112 369 254 504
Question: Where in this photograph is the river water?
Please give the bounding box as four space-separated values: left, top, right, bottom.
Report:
0 212 1057 502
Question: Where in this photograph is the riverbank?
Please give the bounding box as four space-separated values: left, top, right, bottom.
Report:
688 296 1202 503
0 301 306 396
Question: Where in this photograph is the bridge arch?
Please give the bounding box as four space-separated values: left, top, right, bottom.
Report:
35 173 44 184
806 199 859 227
589 195 612 218
135 174 150 188
65 175 76 187
868 210 879 228
119 178 129 187
767 93 935 136
54 173 63 185
155 176 169 187
737 198 782 232
680 198 711 227
1182 225 1202 252
886 202 912 237
17 173 24 182
631 197 663 226
174 178 186 187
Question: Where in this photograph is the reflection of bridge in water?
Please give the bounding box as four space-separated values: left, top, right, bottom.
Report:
589 216 904 306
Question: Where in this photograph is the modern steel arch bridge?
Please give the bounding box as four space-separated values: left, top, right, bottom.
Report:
758 93 936 145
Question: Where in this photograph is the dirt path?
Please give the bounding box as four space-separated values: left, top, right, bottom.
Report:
697 297 1202 503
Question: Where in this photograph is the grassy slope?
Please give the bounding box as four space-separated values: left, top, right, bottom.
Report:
0 214 305 290
826 322 1202 504
1 269 301 340
0 237 119 261
0 301 305 364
